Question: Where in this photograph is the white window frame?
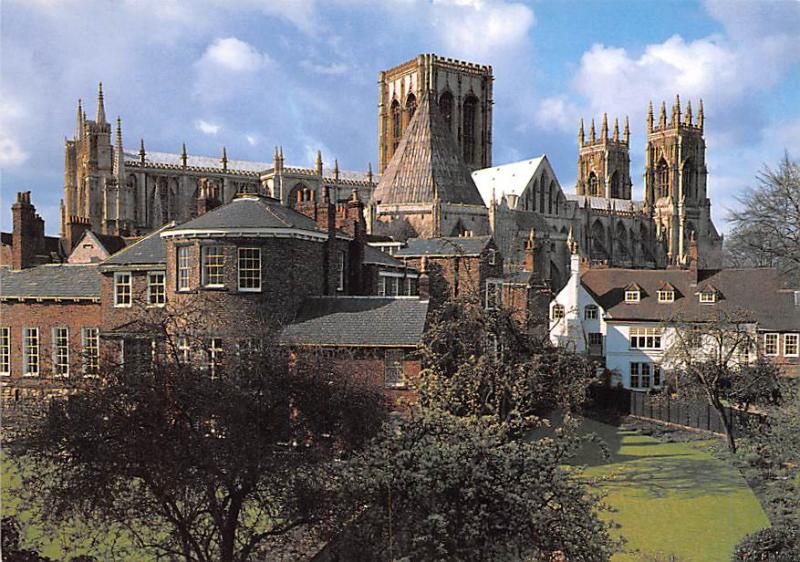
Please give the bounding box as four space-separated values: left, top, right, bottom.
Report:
0 327 10 376
629 327 663 350
624 290 640 303
657 290 674 303
488 249 497 266
177 246 191 291
630 362 655 390
52 326 70 377
206 338 223 379
81 327 99 375
147 271 166 306
23 327 40 376
337 250 346 292
584 305 598 320
405 276 418 296
699 291 717 304
114 272 132 307
177 336 191 365
384 349 406 388
485 279 502 310
764 333 779 356
201 245 225 288
783 333 798 357
237 247 262 292
378 272 404 296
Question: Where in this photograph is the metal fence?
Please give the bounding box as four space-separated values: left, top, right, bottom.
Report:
589 386 761 436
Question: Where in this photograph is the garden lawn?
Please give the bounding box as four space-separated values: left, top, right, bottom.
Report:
575 418 769 562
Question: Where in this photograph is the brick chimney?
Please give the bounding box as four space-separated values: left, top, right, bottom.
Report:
523 229 536 273
65 215 92 252
11 191 43 270
345 190 366 293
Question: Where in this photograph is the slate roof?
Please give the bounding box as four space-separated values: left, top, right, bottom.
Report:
581 267 800 331
102 224 171 266
0 264 100 299
124 150 271 173
168 194 324 234
565 194 645 212
395 236 492 258
371 92 485 207
280 297 429 347
505 270 534 285
363 244 409 268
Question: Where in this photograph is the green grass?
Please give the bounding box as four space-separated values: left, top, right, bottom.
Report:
575 418 770 562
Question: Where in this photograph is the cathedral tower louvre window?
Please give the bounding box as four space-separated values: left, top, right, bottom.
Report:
682 159 694 200
391 100 401 151
610 171 621 198
462 95 478 164
439 91 453 131
588 172 600 197
405 94 417 126
656 158 670 198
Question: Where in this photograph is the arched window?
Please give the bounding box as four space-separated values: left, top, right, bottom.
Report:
405 94 416 125
549 181 557 215
682 159 693 200
588 172 600 197
610 171 621 199
391 100 401 151
439 91 454 130
592 220 607 259
656 158 670 198
615 221 629 260
462 95 478 164
539 177 545 212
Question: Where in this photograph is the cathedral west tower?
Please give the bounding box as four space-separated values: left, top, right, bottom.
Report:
378 54 493 174
575 113 632 199
643 96 720 267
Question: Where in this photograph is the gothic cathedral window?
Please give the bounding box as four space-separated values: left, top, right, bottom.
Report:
391 100 401 152
588 172 600 197
439 92 453 130
405 94 416 125
656 158 670 199
682 160 693 200
610 171 621 199
463 96 478 164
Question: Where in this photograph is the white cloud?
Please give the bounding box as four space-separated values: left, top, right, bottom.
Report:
301 60 349 75
246 134 259 146
535 96 581 133
199 37 271 72
194 119 220 135
0 134 28 167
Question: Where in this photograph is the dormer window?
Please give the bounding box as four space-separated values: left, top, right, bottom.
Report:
657 290 675 303
698 286 718 304
625 290 640 303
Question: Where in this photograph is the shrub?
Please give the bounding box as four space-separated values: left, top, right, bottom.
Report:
732 525 800 561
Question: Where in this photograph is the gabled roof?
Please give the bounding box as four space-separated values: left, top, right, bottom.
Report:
102 223 171 266
472 155 558 208
0 264 100 300
371 92 484 207
164 194 325 237
395 236 492 258
280 297 429 347
580 267 799 331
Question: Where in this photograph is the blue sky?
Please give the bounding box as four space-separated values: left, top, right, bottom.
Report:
2 0 799 235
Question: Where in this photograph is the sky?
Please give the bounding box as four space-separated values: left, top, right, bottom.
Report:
1 0 799 235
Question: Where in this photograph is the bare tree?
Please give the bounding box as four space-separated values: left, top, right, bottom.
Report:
663 309 783 452
726 154 800 285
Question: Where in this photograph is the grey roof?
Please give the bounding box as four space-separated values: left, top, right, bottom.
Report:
102 224 170 266
395 236 492 257
280 297 429 347
505 270 533 285
124 150 271 173
363 244 409 268
581 267 800 331
170 194 324 234
371 92 485 207
565 194 644 212
1 264 100 299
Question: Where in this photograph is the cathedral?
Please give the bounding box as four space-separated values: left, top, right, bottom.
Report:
61 53 722 292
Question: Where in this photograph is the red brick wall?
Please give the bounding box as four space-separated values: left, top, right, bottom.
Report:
1 300 102 411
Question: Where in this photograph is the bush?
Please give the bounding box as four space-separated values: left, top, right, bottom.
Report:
732 526 800 561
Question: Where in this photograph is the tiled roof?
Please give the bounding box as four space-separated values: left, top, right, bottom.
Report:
471 156 545 206
581 267 800 331
280 297 429 347
102 224 171 266
363 244 409 268
168 194 323 234
0 264 100 299
395 236 492 257
371 92 485 207
87 232 129 256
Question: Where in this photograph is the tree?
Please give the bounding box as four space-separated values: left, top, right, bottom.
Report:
18 339 388 562
664 309 784 452
726 154 800 285
336 410 618 562
416 296 594 429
